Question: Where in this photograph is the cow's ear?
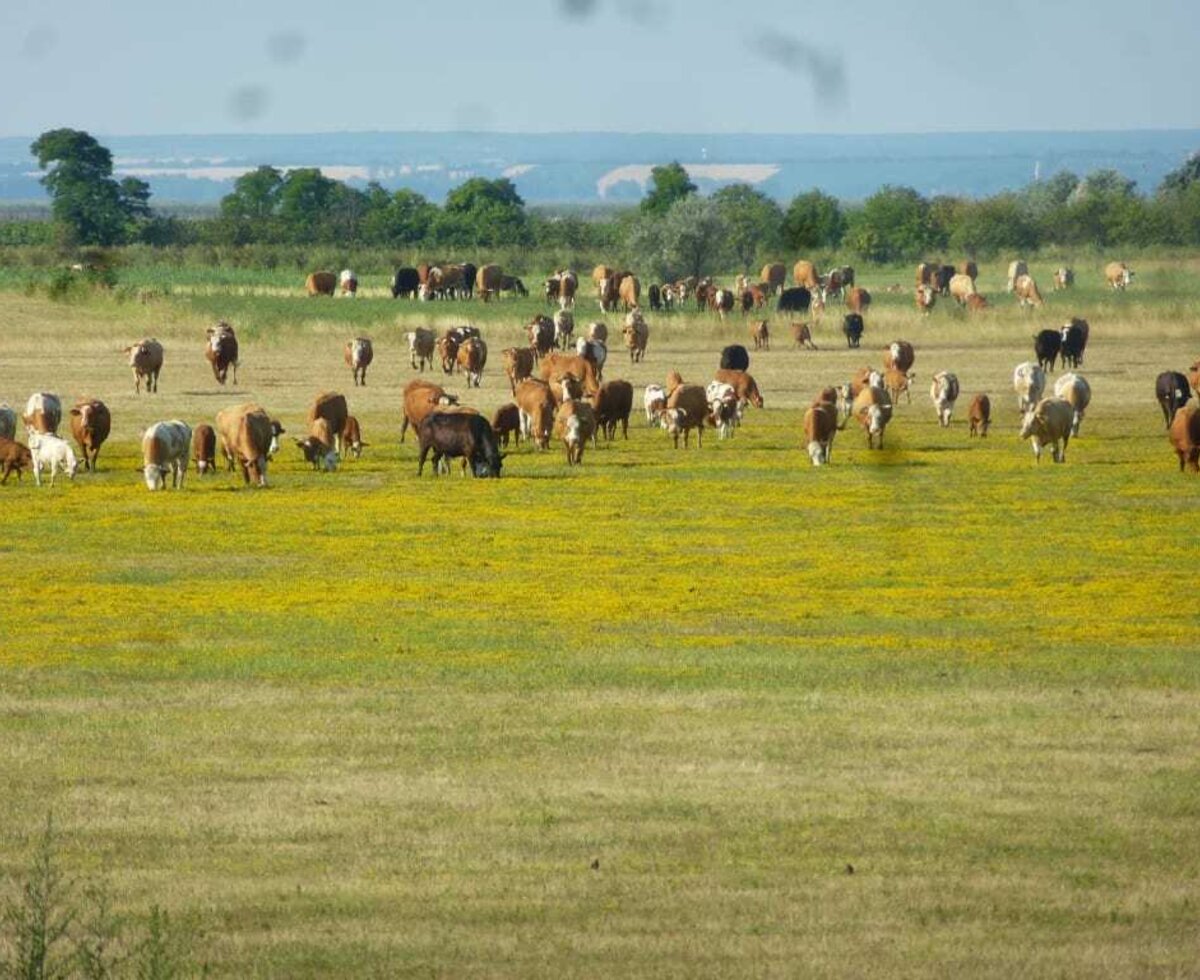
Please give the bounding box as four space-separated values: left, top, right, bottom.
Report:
69 408 81 415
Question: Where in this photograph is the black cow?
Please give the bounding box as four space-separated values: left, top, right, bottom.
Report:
460 262 477 299
842 314 864 349
1060 318 1089 368
719 344 750 371
1034 329 1061 371
500 275 528 298
391 267 419 299
934 265 955 295
1156 371 1192 428
417 413 504 478
777 287 812 314
647 283 662 311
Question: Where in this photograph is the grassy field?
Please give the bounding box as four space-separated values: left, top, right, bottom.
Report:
1 256 1198 977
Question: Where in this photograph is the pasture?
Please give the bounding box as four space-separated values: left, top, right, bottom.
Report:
1 257 1198 977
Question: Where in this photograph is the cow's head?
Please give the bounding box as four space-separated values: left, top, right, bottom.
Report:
143 463 168 491
1018 409 1040 440
807 441 827 466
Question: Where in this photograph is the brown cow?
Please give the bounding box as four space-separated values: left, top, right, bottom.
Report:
622 311 649 363
192 423 217 474
502 347 535 394
591 379 634 440
306 271 336 296
845 287 871 313
966 293 989 311
1169 406 1200 472
456 337 487 388
916 262 934 286
712 369 764 409
968 394 991 438
123 338 163 394
344 337 373 386
68 399 111 472
1014 274 1044 308
491 403 522 447
618 275 640 311
553 397 596 464
791 322 817 350
0 436 34 484
884 340 915 373
660 384 708 448
341 416 364 459
528 315 556 360
215 403 273 486
539 352 600 396
793 260 819 290
949 274 977 305
803 398 837 465
205 322 239 385
761 263 786 294
401 379 458 442
883 368 914 405
750 320 770 350
1105 261 1134 290
915 284 936 314
407 328 436 371
308 392 349 455
514 379 555 450
852 386 893 449
959 260 979 281
476 264 503 301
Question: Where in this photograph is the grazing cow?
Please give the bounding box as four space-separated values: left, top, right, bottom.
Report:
575 337 607 381
934 265 956 295
712 369 764 410
417 412 503 478
391 267 420 299
845 286 871 313
705 381 739 439
1168 406 1200 472
968 394 991 438
803 397 838 465
791 322 817 350
0 436 33 484
140 421 190 491
407 328 436 371
216 404 274 486
777 287 811 314
192 423 217 474
915 284 936 314
476 264 503 302
1014 274 1044 308
69 400 110 471
721 344 750 371
852 386 893 449
929 372 960 427
966 293 989 312
1020 398 1073 463
401 379 459 442
345 337 373 386
1033 329 1062 371
491 403 522 448
420 264 465 301
647 283 662 311
1105 261 1134 290
761 263 786 294
499 274 528 298
552 391 598 465
592 380 634 440
528 315 557 360
713 288 735 320
1060 318 1089 368
1054 373 1091 437
618 275 640 311
539 351 600 397
28 432 78 487
205 322 239 385
660 384 708 448
1053 267 1074 291
916 262 934 286
949 274 977 305
515 379 556 450
124 338 164 394
1013 362 1047 413
959 260 979 281
622 311 649 363
643 384 667 424
295 416 339 470
341 416 364 459
842 313 864 349
0 405 16 441
793 260 819 290
306 271 337 296
308 392 349 455
553 310 575 349
884 367 914 405
750 320 769 350
884 340 915 373
502 347 535 394
1155 371 1192 427
23 392 62 435
339 269 358 297
1006 260 1028 292
457 337 487 388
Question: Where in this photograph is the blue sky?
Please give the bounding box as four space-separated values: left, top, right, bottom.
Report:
3 0 1198 136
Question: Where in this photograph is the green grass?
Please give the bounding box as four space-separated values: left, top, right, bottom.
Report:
0 257 1198 977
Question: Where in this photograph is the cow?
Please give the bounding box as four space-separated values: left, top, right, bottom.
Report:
0 436 33 484
934 265 956 295
553 310 575 350
749 320 769 350
791 322 817 350
959 260 979 282
647 283 662 311
1156 371 1192 427
1054 373 1091 437
23 392 62 435
845 286 871 313
436 336 460 375
659 283 677 311
705 381 739 439
575 337 607 381
848 367 880 401
643 384 667 425
551 390 597 464
1105 261 1134 290
1060 318 1089 368
1053 267 1074 291
140 421 190 491
345 337 373 386
401 379 459 442
192 423 217 474
1020 398 1073 463
793 260 820 290
502 347 535 394
884 341 915 373
306 271 336 296
622 311 649 363
712 369 764 410
476 264 503 301
916 262 934 286
216 404 274 486
592 380 634 440
822 268 844 299
205 322 239 385
341 417 364 459
915 284 936 314
761 263 786 295
391 267 420 299
618 275 640 311
556 269 579 310
968 394 991 438
1014 274 1044 309
27 432 77 487
460 263 478 299
1033 329 1062 371
421 264 466 300
528 315 557 360
966 294 989 312
399 328 431 372
1190 361 1200 399
417 412 503 477
712 288 735 320
515 379 556 450
68 400 110 471
0 405 16 441
598 275 619 313
308 392 348 455
294 426 339 472
539 351 600 397
339 269 358 298
852 386 892 449
949 274 977 305
929 372 960 427
777 287 811 315
803 397 838 466
457 337 487 388
585 322 608 344
491 403 522 448
1013 362 1046 413
1169 406 1200 472
592 265 615 289
1006 260 1028 292
124 338 163 394
499 274 528 298
884 367 914 405
665 370 684 396
721 344 750 371
842 313 864 349
660 384 708 448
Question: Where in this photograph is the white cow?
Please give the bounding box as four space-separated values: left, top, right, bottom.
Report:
705 381 739 439
142 420 192 491
643 384 667 425
1013 362 1046 413
575 336 607 380
1053 373 1092 437
929 371 960 428
28 432 78 486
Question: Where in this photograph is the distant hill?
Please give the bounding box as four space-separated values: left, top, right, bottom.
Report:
1 130 1196 205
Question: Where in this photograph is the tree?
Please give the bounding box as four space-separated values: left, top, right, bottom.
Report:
711 184 783 272
436 177 530 246
363 186 437 245
276 168 339 242
844 185 936 262
640 162 697 217
30 128 138 245
948 194 1038 256
1158 153 1200 196
780 190 845 251
220 165 283 223
657 196 730 280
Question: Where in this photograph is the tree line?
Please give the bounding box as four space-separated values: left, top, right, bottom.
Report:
10 129 1200 275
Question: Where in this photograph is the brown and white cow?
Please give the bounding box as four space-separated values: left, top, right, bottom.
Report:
1053 267 1074 290
852 385 893 449
339 269 358 297
949 274 977 305
23 392 62 435
457 337 487 388
1105 261 1134 290
915 284 936 314
306 271 336 296
514 379 555 450
712 369 764 410
69 399 111 471
929 371 960 427
206 322 239 385
341 416 364 459
1006 260 1028 292
407 328 435 371
192 423 217 474
141 420 191 490
401 380 458 443
803 395 838 466
553 391 597 464
622 310 649 363
528 315 556 360
216 405 274 486
1013 274 1044 309
539 352 599 397
308 392 348 456
660 384 708 448
344 337 373 386
123 338 163 394
884 340 915 373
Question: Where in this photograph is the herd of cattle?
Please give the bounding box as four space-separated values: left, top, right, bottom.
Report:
3 256 1199 486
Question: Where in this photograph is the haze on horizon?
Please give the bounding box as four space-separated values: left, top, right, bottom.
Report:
4 0 1198 139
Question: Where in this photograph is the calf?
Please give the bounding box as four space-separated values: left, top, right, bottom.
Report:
643 384 667 425
884 367 914 405
1155 371 1192 427
929 371 960 427
407 328 436 371
345 337 373 385
28 432 78 487
968 393 991 438
528 315 556 360
295 431 338 471
491 403 522 447
915 284 936 314
417 412 503 477
141 420 191 490
712 369 764 410
192 423 217 474
845 287 871 314
803 398 838 466
791 322 817 350
749 320 769 350
69 399 111 471
1019 398 1073 463
0 436 34 483
842 313 864 349
1168 406 1200 472
1033 329 1061 371
341 416 364 459
124 338 163 393
592 380 633 440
